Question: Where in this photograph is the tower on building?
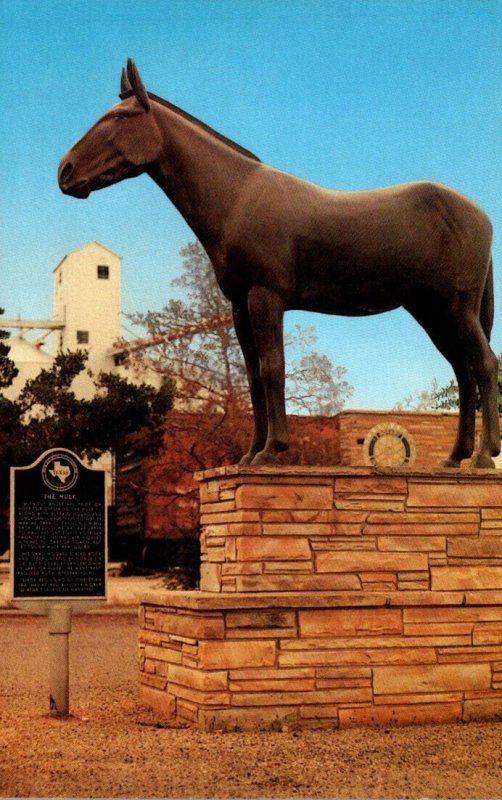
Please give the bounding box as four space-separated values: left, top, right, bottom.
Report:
53 241 121 383
2 242 123 401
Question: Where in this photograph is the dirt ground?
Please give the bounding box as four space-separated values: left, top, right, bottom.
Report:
1 613 501 799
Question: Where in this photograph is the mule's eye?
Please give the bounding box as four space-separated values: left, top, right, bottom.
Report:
112 112 126 120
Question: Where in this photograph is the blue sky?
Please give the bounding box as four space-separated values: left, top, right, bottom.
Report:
1 0 501 408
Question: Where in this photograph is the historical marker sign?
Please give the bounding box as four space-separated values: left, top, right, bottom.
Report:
11 448 107 600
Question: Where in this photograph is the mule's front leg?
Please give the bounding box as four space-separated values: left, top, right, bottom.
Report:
232 302 267 464
247 286 289 466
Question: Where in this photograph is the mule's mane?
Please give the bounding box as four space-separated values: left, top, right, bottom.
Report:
147 92 262 163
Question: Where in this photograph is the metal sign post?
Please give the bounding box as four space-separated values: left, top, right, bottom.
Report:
10 448 107 717
48 604 72 716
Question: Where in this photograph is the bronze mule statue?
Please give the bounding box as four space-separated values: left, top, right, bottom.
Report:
59 59 500 468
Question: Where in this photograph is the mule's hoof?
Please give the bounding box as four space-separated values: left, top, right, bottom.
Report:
250 450 279 466
438 458 461 469
470 453 496 469
238 452 254 466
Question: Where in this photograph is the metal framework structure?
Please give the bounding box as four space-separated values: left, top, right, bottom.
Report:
3 313 233 355
2 318 65 345
109 312 233 357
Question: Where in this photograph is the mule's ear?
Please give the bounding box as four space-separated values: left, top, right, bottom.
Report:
126 58 150 111
119 66 133 100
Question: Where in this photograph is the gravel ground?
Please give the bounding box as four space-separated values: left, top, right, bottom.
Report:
1 613 501 799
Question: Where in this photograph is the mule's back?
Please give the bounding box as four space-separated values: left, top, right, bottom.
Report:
225 172 492 315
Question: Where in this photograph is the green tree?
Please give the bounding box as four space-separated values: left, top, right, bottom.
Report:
395 354 502 412
0 349 174 552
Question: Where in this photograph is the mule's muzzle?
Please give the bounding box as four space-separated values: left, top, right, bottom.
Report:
58 159 91 198
58 159 74 190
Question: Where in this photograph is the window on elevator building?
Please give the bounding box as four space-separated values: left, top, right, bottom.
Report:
97 265 110 279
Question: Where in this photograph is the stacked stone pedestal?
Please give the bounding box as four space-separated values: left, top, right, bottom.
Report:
139 467 502 730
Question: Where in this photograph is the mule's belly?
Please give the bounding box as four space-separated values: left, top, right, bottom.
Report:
289 294 401 316
290 231 415 316
289 278 403 316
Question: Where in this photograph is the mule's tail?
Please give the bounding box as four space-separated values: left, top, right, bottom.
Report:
480 256 494 341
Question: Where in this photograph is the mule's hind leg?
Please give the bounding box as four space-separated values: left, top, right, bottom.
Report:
439 360 477 467
459 313 500 468
406 301 477 467
470 259 501 467
412 287 500 467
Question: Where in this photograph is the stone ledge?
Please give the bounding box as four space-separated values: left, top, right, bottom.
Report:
195 464 502 482
141 590 388 610
141 589 478 610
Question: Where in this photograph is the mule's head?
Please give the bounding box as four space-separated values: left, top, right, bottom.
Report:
58 59 163 198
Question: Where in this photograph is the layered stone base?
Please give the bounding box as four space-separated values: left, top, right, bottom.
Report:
139 589 502 730
139 467 502 730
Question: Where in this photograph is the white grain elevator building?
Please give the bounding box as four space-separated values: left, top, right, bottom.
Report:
52 241 121 397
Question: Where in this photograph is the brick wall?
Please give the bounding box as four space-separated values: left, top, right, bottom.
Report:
337 410 502 469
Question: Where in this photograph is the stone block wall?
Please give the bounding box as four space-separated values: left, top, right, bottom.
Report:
139 590 502 730
198 467 502 595
139 466 502 730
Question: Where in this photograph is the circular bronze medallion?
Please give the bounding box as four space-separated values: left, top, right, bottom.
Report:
363 422 416 468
